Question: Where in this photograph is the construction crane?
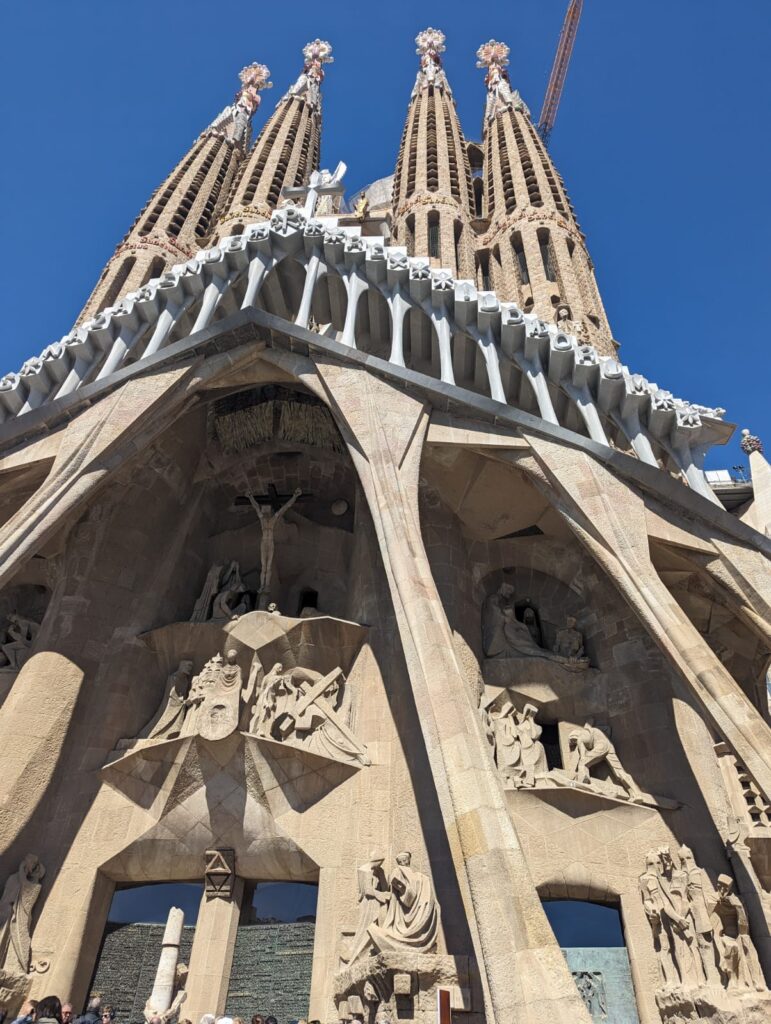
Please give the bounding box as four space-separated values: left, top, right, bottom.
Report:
537 0 583 145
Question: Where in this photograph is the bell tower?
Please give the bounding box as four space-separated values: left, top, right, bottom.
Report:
475 40 615 355
213 40 333 239
77 63 272 323
390 29 475 279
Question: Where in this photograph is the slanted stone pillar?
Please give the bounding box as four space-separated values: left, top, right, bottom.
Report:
148 907 184 1016
185 850 243 1022
312 359 591 1024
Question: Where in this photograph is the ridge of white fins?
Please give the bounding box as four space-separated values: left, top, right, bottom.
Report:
0 207 728 504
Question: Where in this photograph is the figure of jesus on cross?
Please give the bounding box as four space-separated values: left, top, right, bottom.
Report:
243 486 302 599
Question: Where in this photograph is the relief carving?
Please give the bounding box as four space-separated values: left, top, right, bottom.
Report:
640 845 765 998
482 584 588 670
0 855 45 977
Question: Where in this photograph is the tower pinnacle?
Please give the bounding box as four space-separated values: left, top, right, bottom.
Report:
476 40 529 120
391 29 474 276
77 62 270 323
213 41 332 237
413 28 451 95
474 37 615 353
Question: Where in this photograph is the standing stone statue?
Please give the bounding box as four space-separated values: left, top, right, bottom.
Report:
679 845 721 986
709 874 765 991
567 722 641 800
639 851 679 987
343 856 390 965
491 702 548 786
146 661 195 742
190 564 224 623
243 487 302 598
367 851 439 955
144 906 187 1023
0 855 45 976
210 562 250 620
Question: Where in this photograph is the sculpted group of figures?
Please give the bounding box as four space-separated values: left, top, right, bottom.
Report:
482 582 589 669
123 646 369 766
343 852 439 965
485 700 644 803
639 845 765 993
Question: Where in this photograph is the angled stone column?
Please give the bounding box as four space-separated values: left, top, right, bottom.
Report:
516 434 771 805
312 358 591 1024
148 906 185 1017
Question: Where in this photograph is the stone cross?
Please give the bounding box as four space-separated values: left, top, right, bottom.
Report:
282 161 347 217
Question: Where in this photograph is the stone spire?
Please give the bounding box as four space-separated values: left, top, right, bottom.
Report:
390 29 475 278
77 63 272 324
213 40 333 238
475 39 616 355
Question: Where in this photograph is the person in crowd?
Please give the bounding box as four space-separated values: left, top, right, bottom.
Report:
250 1016 264 1024
179 1019 192 1024
100 1007 114 1024
232 1017 243 1024
36 997 62 1024
61 1005 73 1024
264 1017 277 1024
74 997 101 1024
198 1016 215 1024
10 999 37 1024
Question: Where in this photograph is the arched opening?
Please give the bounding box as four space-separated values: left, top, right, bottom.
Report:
403 307 440 379
259 258 306 322
102 256 137 310
141 257 166 288
88 882 202 1018
310 270 347 336
541 897 640 1024
427 210 440 260
353 286 392 360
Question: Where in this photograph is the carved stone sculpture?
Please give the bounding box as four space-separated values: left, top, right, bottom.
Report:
367 852 439 956
343 856 390 965
710 874 765 991
0 615 40 671
553 616 585 660
0 855 45 977
573 972 607 1019
146 661 194 742
567 722 642 800
143 906 187 1023
490 701 547 786
243 488 301 601
204 849 236 900
250 662 370 766
640 846 766 995
190 562 250 622
191 649 251 742
482 584 588 669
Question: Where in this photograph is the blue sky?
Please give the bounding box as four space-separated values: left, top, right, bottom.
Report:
2 0 769 471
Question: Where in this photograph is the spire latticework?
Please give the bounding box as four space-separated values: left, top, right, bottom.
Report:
390 29 475 278
78 63 272 323
213 41 332 239
475 39 615 354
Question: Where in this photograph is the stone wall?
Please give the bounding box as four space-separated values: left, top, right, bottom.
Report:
226 922 315 1021
88 924 195 1023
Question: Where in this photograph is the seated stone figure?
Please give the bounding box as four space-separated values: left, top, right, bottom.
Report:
482 584 588 669
367 851 439 956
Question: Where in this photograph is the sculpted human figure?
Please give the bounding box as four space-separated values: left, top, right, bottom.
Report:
639 851 678 986
709 874 764 991
368 851 439 955
190 564 224 623
1 614 40 670
244 488 302 597
568 722 641 800
0 855 45 976
553 616 585 660
679 845 721 986
180 655 221 737
141 661 195 744
210 562 250 620
343 855 390 965
655 847 701 988
491 702 547 786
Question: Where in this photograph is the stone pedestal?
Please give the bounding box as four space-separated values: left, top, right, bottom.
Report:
655 985 771 1024
185 879 244 1022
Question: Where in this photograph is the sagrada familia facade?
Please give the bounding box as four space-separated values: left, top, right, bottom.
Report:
0 27 769 1024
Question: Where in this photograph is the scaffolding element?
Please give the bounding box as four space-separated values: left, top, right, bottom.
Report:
538 0 584 144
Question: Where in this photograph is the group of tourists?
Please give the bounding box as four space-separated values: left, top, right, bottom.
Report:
1 1000 313 1024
